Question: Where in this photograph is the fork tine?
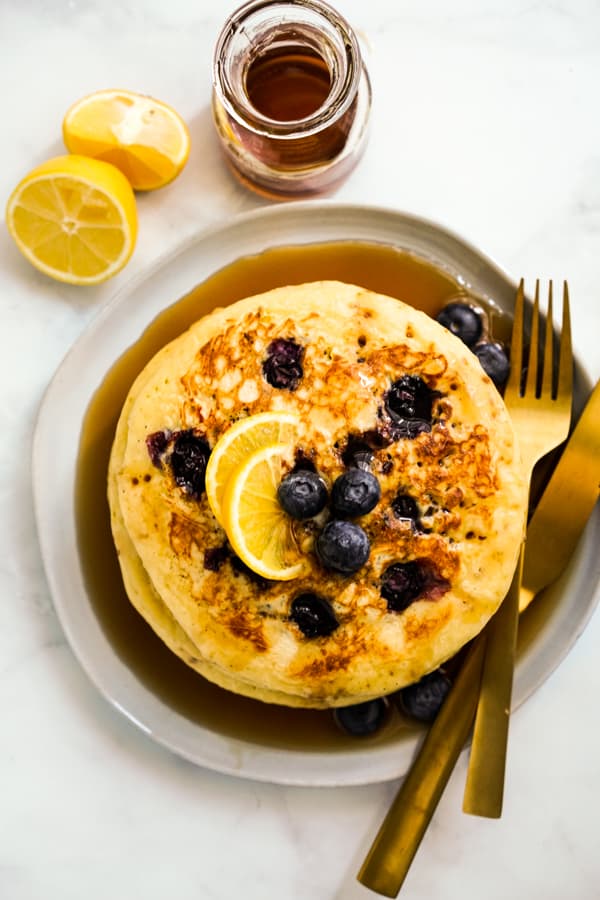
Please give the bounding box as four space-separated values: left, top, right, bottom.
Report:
506 279 525 394
558 282 573 402
526 280 541 398
540 281 554 398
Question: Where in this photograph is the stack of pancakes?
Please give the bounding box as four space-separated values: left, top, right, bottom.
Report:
108 281 526 708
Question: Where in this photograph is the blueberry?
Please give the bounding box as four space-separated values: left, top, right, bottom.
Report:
384 375 437 439
436 301 483 348
333 698 389 736
146 430 171 468
341 438 374 470
331 469 381 517
290 593 339 638
262 338 304 390
203 544 229 572
391 493 420 524
168 430 211 498
316 520 370 574
277 469 328 519
381 561 426 611
397 669 452 723
473 341 510 390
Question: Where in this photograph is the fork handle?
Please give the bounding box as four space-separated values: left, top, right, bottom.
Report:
357 637 486 898
462 544 525 817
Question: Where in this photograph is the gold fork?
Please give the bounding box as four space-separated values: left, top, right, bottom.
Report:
463 278 573 818
357 285 579 896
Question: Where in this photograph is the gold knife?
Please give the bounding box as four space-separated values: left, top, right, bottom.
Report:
357 379 600 898
462 378 600 817
520 378 600 611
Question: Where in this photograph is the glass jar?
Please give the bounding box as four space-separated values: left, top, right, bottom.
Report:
211 0 372 199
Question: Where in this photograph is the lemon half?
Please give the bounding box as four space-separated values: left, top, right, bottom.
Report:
205 411 299 526
63 89 190 191
222 442 308 581
6 154 137 285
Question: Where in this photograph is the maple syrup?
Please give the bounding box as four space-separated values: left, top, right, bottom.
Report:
212 0 371 197
75 241 491 753
245 47 332 122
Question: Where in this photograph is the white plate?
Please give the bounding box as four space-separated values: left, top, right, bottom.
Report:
32 202 600 786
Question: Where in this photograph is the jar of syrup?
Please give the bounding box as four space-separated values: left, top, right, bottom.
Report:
212 0 372 199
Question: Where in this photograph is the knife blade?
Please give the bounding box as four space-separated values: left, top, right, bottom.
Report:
357 378 600 898
520 377 600 611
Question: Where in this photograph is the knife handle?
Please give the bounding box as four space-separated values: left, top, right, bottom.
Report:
357 637 486 898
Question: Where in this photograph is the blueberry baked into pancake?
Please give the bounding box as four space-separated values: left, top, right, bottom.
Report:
108 281 527 709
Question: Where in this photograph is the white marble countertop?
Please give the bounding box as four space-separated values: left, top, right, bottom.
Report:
2 1 599 898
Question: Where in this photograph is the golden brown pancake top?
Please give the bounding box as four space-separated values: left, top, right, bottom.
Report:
109 282 527 707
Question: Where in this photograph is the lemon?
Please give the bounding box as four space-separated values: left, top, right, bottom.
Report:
222 443 308 581
205 411 299 526
63 89 191 191
5 154 137 285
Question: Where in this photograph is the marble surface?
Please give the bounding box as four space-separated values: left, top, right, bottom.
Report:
1 1 599 898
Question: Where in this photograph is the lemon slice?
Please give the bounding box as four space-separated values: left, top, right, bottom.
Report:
206 411 299 526
223 443 308 581
63 89 191 191
5 155 137 285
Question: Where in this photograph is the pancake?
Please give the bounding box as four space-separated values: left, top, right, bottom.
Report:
108 281 527 708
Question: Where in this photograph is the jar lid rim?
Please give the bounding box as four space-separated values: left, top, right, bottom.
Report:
212 0 364 136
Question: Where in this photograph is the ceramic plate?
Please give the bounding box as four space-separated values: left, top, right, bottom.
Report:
32 203 600 786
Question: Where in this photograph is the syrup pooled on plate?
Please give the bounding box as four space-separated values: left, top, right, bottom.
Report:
75 241 499 751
